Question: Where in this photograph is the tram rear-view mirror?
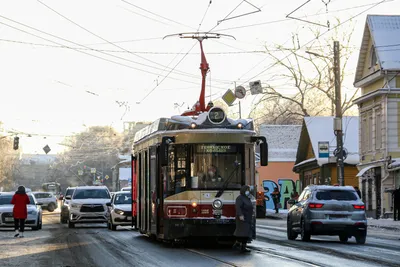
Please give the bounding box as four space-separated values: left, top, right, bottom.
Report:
260 142 268 166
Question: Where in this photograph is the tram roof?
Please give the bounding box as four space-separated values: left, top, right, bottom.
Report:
133 110 254 144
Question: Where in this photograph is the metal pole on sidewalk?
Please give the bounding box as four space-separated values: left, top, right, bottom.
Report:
333 40 345 186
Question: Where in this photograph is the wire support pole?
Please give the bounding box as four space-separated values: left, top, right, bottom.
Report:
333 40 344 186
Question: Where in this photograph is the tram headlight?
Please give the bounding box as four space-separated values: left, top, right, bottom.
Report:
191 202 197 208
190 122 197 129
237 123 243 129
213 199 223 209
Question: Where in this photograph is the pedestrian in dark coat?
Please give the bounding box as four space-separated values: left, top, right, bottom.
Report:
392 186 400 221
271 187 281 214
11 185 30 238
233 185 253 253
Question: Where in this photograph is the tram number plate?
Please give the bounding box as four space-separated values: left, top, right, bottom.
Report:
127 216 132 220
213 210 222 215
5 217 14 222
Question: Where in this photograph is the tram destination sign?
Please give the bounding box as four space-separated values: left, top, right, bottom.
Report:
196 145 236 153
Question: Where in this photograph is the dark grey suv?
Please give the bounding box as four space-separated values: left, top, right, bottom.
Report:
287 185 367 244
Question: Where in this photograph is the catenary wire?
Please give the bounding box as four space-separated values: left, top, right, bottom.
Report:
0 15 228 89
36 0 231 85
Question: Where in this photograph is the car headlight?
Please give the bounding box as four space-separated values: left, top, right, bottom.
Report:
213 199 223 209
114 208 124 215
71 203 82 209
28 210 37 215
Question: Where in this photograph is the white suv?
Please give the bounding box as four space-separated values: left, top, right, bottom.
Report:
68 186 111 228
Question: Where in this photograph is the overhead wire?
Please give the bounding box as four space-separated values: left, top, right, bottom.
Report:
213 0 395 32
121 0 197 30
234 0 391 92
0 15 228 89
137 41 198 103
197 0 212 32
36 0 231 85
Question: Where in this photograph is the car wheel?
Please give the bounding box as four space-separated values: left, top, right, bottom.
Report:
47 203 55 212
32 217 40 231
68 221 75 228
60 215 68 224
339 234 348 243
287 216 298 240
355 231 366 245
300 218 311 242
110 217 117 231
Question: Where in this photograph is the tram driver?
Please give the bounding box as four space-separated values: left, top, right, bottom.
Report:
205 165 223 188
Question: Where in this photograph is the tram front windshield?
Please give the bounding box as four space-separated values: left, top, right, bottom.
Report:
165 144 243 196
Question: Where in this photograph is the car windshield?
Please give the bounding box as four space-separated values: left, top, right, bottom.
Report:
73 189 110 199
65 189 75 196
0 195 35 205
114 194 131 205
316 190 358 201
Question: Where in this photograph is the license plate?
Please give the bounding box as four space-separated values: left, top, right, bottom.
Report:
127 216 132 220
329 215 347 220
213 210 222 215
5 217 14 222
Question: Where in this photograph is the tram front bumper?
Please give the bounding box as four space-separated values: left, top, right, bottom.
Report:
165 218 236 239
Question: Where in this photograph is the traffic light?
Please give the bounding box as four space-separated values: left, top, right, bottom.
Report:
13 136 19 150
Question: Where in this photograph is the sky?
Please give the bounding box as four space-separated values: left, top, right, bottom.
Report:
0 0 399 154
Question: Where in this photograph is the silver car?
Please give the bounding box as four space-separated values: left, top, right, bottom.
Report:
0 192 43 230
287 185 367 244
33 192 58 212
107 191 132 231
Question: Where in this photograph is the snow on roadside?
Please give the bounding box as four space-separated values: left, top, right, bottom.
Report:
264 209 400 231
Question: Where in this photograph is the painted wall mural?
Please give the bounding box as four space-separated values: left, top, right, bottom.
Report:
262 179 300 209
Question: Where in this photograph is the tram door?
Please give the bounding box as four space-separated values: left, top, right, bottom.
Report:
149 146 158 234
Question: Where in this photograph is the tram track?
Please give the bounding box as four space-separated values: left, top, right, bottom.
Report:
185 247 323 267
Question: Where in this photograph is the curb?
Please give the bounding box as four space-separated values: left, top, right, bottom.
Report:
367 225 400 231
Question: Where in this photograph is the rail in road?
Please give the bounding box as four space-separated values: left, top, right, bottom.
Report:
1 211 399 267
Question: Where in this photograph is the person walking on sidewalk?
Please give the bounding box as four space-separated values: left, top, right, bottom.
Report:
232 185 253 253
392 186 400 221
271 187 281 214
11 185 30 238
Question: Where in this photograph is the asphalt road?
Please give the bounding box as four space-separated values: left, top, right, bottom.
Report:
0 212 399 267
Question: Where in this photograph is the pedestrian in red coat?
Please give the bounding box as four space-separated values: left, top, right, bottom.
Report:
11 185 30 238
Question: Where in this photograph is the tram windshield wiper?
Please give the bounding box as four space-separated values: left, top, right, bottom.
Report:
215 162 240 198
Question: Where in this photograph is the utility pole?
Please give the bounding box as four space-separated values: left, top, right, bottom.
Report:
333 40 345 186
234 81 242 119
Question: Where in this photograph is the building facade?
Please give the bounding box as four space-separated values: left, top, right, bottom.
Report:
256 125 301 209
353 15 400 218
293 117 359 192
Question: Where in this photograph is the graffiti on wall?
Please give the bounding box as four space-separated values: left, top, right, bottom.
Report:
262 179 300 209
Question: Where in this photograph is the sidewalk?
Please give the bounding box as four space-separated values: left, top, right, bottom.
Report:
263 209 400 231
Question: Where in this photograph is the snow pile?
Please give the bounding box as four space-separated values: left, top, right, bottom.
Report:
367 218 400 231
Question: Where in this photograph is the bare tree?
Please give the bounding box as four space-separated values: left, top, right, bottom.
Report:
251 21 359 125
53 126 123 187
0 134 19 191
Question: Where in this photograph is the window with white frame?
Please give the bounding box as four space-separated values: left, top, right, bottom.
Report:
370 46 377 69
368 114 373 151
361 116 367 153
375 112 382 149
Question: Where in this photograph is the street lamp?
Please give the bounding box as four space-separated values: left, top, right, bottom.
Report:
306 41 344 186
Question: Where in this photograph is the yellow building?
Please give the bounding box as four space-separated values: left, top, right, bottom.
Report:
293 117 359 190
353 15 400 219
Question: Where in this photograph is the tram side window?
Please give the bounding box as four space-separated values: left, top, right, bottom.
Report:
166 145 189 197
